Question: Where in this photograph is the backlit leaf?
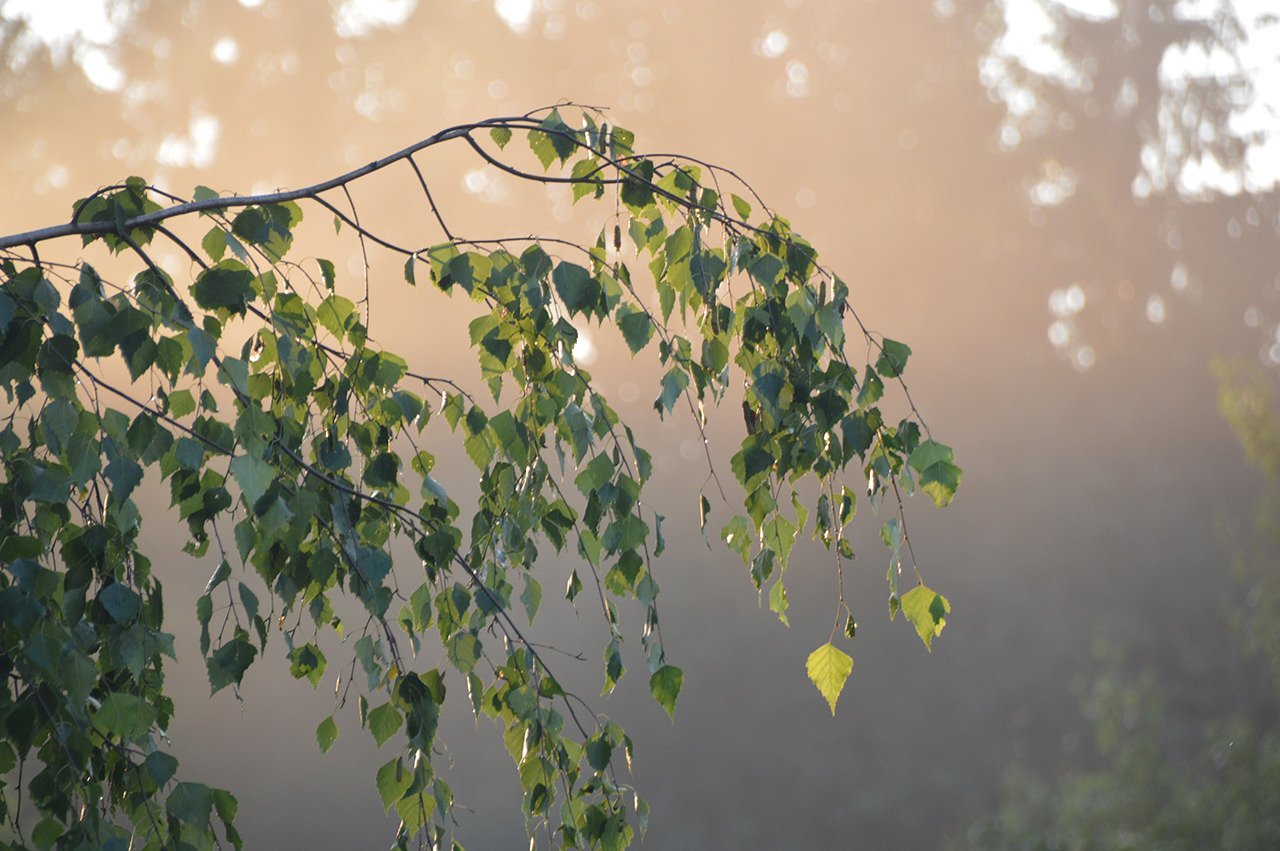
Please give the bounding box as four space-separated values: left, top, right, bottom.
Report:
907 439 963 507
648 664 683 721
805 642 853 715
900 584 950 650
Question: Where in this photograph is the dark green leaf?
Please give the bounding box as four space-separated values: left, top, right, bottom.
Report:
191 260 255 315
552 261 598 316
166 782 214 831
98 583 142 624
875 338 912 377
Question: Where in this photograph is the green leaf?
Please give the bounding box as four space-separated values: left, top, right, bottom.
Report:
875 338 912 377
900 584 950 650
575 453 614 496
907 439 963 507
446 632 481 673
368 702 402 747
166 782 214 831
201 226 226 262
316 294 356 339
657 367 688 415
527 109 576 169
95 692 156 740
231 203 300 262
806 642 854 715
191 260 254 315
145 751 179 786
288 643 327 688
168 388 196 418
376 757 412 811
586 736 612 772
769 579 790 626
490 126 513 149
199 562 229 598
316 716 339 753
649 664 683 721
602 637 625 695
520 575 542 622
98 582 142 624
566 569 583 601
552 261 598 316
763 514 797 567
229 453 273 506
207 634 257 693
318 257 336 290
616 303 653 354
730 193 752 219
857 370 884 408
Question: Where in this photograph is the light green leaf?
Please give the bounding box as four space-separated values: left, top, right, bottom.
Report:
806 642 854 715
168 388 196 418
857 370 884 408
95 692 156 740
230 453 273 506
616 303 653 354
316 716 339 753
648 664 683 721
907 439 963 507
575 453 614 496
900 584 950 650
446 632 481 673
376 757 412 811
763 514 797 567
201 226 226 262
318 257 336 290
490 126 513 149
769 580 790 626
368 702 403 747
520 575 542 622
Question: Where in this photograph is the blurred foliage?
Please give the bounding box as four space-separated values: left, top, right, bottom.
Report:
962 359 1280 850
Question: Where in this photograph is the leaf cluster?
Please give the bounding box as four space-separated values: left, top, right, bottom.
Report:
0 104 960 848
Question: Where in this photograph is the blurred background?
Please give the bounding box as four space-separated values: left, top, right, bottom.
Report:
2 0 1278 847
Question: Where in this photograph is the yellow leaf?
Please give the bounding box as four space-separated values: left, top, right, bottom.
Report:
806 642 854 715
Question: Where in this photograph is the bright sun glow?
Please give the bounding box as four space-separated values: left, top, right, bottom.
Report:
0 0 134 91
983 0 1280 199
494 0 536 34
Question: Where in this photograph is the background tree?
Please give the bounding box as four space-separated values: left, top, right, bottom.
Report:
961 359 1280 850
0 104 958 849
